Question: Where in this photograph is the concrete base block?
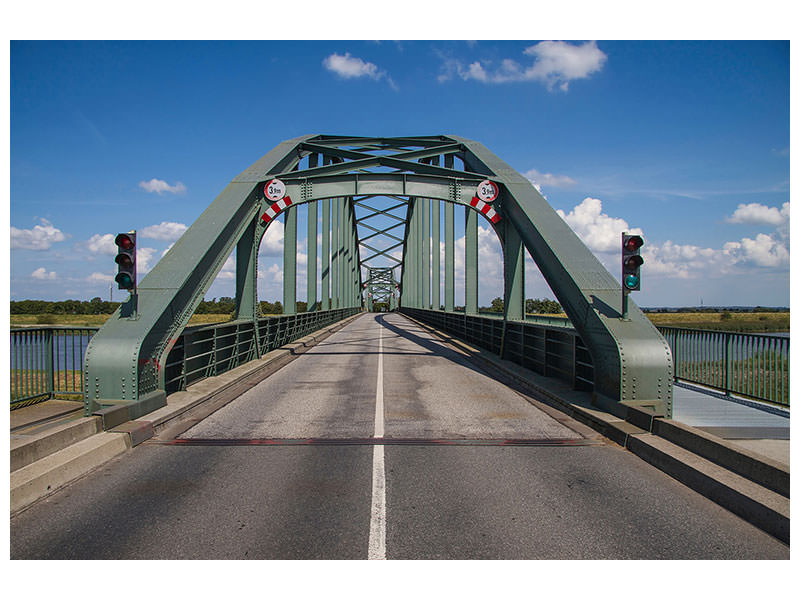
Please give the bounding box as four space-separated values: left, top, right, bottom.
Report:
11 432 131 514
11 417 102 472
626 433 789 544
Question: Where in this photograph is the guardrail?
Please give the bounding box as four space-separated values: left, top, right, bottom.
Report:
400 308 594 392
658 327 789 407
10 308 361 409
10 326 99 408
163 307 361 394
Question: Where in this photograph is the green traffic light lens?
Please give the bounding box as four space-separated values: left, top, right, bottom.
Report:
624 274 639 289
116 273 133 289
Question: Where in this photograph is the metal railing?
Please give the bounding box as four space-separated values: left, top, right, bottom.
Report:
400 308 594 392
163 308 361 394
658 327 790 406
10 326 99 408
10 308 360 409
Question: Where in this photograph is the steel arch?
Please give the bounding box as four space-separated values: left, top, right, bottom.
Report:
84 135 672 420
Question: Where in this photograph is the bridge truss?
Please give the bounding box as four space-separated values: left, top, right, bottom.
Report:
84 135 673 421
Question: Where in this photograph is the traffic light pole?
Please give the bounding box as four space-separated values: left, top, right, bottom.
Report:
622 288 629 320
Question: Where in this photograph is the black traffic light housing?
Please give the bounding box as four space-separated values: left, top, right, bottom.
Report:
114 232 137 291
622 233 644 291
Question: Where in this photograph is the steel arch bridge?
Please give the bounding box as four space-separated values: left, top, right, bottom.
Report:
84 135 673 422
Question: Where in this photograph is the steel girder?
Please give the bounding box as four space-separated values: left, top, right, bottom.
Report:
364 267 399 310
84 134 672 419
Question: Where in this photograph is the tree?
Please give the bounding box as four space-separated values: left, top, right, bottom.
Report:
489 297 504 313
525 298 563 315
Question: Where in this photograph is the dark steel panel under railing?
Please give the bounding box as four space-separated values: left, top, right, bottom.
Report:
400 308 593 393
163 308 360 394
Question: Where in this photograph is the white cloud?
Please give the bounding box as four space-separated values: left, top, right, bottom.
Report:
726 202 789 226
439 41 606 91
523 41 608 91
86 233 117 255
555 197 789 281
557 197 642 253
215 255 236 280
87 272 114 283
323 52 396 89
11 219 67 250
136 247 157 273
727 234 790 268
259 263 283 283
260 220 284 256
524 168 577 189
31 267 56 280
140 221 188 241
138 178 187 195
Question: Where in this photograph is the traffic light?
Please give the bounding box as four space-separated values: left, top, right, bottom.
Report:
114 232 137 291
622 233 644 291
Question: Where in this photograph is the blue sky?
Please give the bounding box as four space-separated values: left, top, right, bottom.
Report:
9 39 791 307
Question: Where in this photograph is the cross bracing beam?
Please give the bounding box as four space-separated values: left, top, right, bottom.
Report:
84 134 672 421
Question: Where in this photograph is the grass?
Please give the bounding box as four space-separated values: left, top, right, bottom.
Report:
11 313 237 328
645 312 789 333
11 369 83 402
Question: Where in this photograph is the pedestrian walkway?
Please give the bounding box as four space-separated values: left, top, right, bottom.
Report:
672 382 789 465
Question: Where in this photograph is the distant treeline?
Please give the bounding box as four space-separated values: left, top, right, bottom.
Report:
194 297 293 315
11 297 293 316
456 298 564 314
11 298 122 315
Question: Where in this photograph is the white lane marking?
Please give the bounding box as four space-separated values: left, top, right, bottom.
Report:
374 321 385 437
368 319 387 560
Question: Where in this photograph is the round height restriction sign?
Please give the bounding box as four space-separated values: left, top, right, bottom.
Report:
476 180 499 203
264 179 286 201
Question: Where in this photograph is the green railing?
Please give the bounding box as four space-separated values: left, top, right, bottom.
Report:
10 326 99 409
10 308 360 409
401 308 594 392
163 308 361 393
658 327 790 407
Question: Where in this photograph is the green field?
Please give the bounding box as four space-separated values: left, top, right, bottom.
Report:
645 312 789 333
10 313 239 328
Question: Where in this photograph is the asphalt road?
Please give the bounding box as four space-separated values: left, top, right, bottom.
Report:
10 313 788 559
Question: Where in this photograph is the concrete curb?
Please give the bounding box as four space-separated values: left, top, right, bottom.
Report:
9 312 364 515
400 313 790 544
652 418 789 497
626 433 789 544
10 432 131 515
11 416 102 472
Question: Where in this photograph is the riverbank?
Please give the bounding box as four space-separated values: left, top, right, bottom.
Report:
11 310 790 333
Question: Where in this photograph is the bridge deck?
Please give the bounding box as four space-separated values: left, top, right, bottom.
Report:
10 314 787 559
182 313 582 442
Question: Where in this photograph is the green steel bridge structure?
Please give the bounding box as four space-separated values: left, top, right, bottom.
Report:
82 135 674 424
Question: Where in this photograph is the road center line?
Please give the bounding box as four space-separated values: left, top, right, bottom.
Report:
368 319 387 560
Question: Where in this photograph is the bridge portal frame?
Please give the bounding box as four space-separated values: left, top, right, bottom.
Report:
84 135 672 421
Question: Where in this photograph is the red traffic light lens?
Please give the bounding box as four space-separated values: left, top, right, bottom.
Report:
115 234 134 250
624 235 643 252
